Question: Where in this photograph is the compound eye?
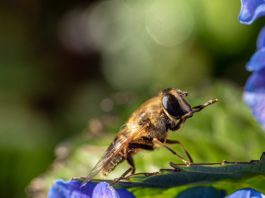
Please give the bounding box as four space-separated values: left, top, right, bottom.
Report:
162 94 181 119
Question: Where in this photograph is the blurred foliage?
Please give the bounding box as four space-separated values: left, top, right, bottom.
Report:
0 0 264 197
27 82 265 197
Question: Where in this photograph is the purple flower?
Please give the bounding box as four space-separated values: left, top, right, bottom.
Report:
48 179 135 198
226 188 265 198
239 0 265 25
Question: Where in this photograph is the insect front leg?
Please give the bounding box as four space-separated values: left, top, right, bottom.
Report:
192 99 218 113
166 139 193 163
169 118 185 131
153 138 191 166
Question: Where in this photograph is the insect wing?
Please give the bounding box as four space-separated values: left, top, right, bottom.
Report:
86 124 148 180
86 137 125 180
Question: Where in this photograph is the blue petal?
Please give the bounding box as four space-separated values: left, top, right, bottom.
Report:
247 48 265 71
48 180 135 198
226 188 265 198
239 0 265 25
244 91 265 129
48 179 96 198
244 70 265 129
92 182 119 198
116 188 135 198
245 69 265 92
257 27 265 49
92 182 135 198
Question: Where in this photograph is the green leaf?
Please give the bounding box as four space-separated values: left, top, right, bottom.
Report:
176 187 225 198
122 153 265 197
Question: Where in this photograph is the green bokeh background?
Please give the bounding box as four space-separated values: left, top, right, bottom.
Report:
0 0 264 197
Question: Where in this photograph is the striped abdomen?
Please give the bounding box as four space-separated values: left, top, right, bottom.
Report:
101 136 127 176
102 153 124 176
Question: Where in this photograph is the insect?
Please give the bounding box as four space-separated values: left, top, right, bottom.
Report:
86 88 218 181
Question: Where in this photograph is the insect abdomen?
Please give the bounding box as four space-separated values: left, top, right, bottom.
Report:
102 154 124 176
100 135 127 176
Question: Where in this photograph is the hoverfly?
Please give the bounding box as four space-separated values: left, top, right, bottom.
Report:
86 88 217 181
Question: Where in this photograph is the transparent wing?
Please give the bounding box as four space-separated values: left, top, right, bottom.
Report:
86 137 126 180
86 124 148 180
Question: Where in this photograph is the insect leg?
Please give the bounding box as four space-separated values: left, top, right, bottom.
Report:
123 143 161 178
171 99 218 130
166 139 193 163
192 99 218 113
169 118 185 131
153 138 191 165
127 155 135 175
169 160 252 168
112 155 135 184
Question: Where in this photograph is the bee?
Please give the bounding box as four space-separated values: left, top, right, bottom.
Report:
86 88 218 181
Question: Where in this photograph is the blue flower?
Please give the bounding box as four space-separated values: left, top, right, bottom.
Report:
48 179 135 198
239 0 265 25
247 27 265 72
92 182 134 198
239 0 265 128
244 27 265 129
244 70 265 128
226 188 265 198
